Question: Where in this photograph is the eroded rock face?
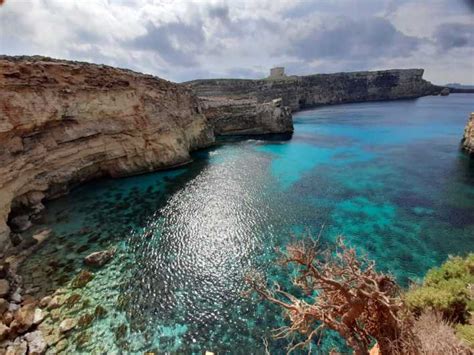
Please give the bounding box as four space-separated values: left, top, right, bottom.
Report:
463 112 474 155
200 97 293 135
187 69 442 111
0 56 215 250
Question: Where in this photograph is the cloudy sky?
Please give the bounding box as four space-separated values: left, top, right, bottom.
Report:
1 0 473 84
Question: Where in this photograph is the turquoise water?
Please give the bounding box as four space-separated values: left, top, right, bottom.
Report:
19 94 474 353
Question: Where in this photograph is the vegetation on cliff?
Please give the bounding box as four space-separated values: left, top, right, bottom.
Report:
248 238 474 354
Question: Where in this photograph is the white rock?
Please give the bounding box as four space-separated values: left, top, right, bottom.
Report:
11 291 22 304
33 308 45 325
8 303 19 312
24 330 47 355
6 337 27 355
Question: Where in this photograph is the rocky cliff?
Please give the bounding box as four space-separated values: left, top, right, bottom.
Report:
187 69 442 111
200 97 293 135
0 56 214 250
463 112 474 155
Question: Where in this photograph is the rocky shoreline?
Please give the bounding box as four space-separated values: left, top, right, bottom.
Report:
187 68 443 112
0 227 116 354
0 56 462 354
463 113 474 155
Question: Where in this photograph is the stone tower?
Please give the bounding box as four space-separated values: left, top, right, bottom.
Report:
269 67 285 78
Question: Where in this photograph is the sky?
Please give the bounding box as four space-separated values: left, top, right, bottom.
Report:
0 0 473 84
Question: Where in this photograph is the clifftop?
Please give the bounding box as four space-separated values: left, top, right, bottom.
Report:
187 68 442 111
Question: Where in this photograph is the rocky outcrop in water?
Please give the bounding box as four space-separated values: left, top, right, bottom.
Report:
187 69 442 111
0 56 215 250
200 97 293 135
463 112 474 155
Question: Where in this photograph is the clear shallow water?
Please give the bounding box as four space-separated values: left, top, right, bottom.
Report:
19 94 474 353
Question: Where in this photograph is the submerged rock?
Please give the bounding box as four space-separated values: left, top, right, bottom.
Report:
39 296 51 309
59 318 76 334
84 249 115 267
46 296 62 310
94 305 107 318
55 339 68 352
77 313 94 328
72 270 94 288
64 294 82 308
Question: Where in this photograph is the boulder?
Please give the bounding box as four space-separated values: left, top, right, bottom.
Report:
440 87 450 96
46 296 62 310
3 311 13 326
55 339 68 352
5 337 27 355
33 308 44 325
0 298 8 315
38 320 64 346
39 296 51 309
0 322 9 341
24 330 47 355
59 318 76 333
0 264 7 278
84 249 115 267
0 279 10 298
8 303 19 313
10 303 36 334
10 290 21 304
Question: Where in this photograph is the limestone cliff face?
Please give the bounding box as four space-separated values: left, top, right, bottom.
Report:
463 113 474 155
199 97 293 135
187 69 442 111
0 56 214 249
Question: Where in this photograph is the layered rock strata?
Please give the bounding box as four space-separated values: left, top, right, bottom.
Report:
199 97 293 135
0 56 215 250
462 112 474 155
187 69 442 111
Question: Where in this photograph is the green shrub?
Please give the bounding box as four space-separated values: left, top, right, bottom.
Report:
405 254 474 323
455 324 474 347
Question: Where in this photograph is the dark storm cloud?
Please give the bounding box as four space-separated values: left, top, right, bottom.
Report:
208 4 230 22
434 23 474 51
289 17 421 61
461 0 474 12
129 21 205 66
